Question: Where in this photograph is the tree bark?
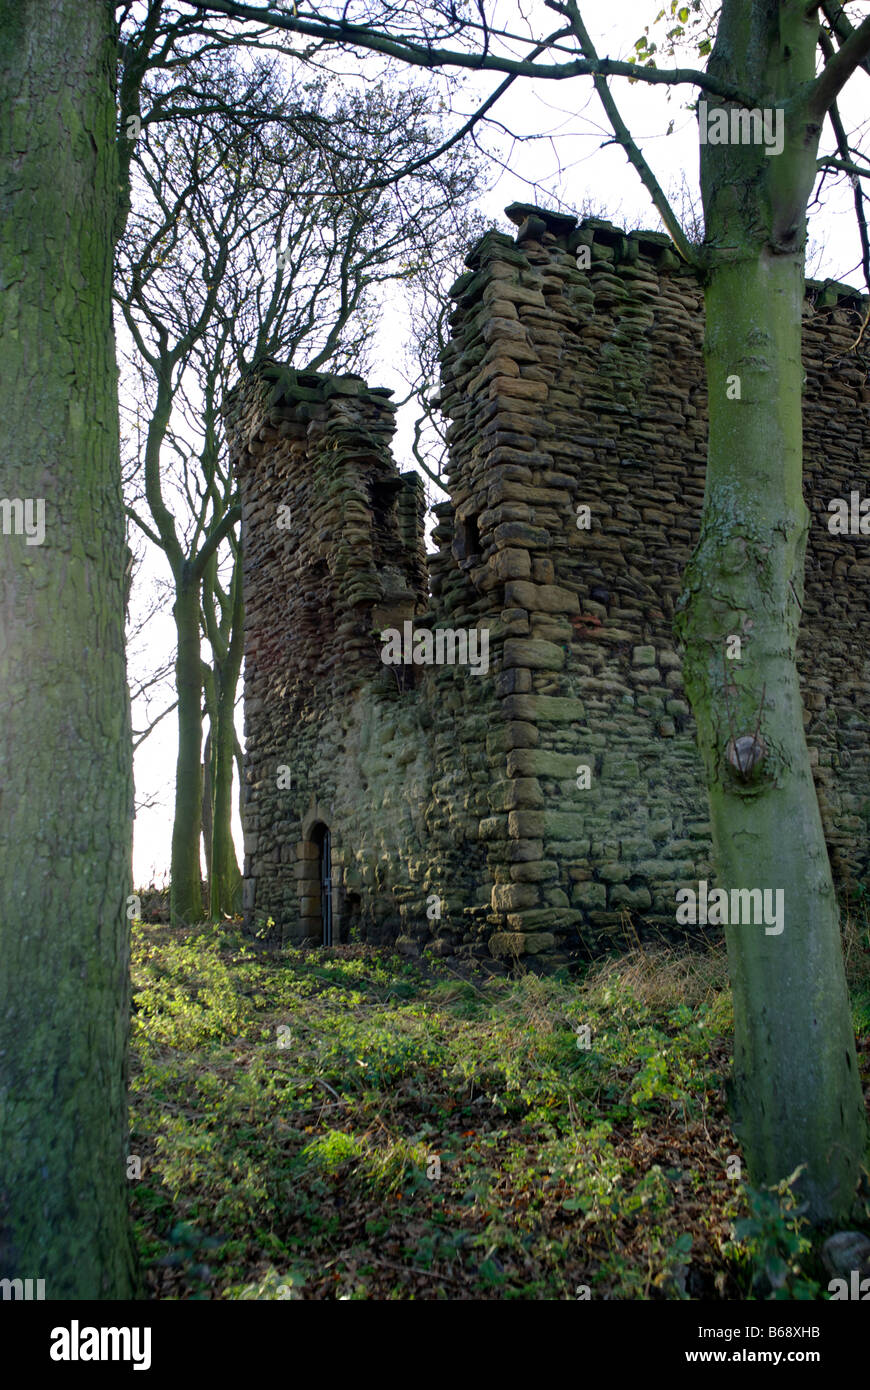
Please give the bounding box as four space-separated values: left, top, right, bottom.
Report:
171 578 204 923
208 563 243 919
202 727 214 890
0 0 138 1295
676 0 866 1221
210 687 242 918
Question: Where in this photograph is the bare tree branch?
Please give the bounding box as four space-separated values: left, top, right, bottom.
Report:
133 699 179 750
178 0 763 105
809 13 870 119
545 0 694 263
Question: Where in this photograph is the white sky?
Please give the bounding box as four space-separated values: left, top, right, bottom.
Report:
129 1 870 887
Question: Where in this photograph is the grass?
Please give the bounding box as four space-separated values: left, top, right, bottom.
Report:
128 917 870 1301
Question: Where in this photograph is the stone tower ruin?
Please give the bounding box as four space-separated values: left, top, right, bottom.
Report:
226 205 870 967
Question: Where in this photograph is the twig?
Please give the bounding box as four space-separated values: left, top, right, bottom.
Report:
315 1077 342 1102
367 1255 468 1286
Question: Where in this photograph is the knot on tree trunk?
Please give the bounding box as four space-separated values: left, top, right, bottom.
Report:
726 733 766 780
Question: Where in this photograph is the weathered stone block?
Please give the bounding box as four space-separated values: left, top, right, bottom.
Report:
488 376 549 402
538 811 586 840
571 881 606 909
507 810 547 839
478 816 509 841
493 521 551 548
510 859 559 883
505 908 580 930
502 693 584 723
490 777 545 810
483 281 547 309
531 556 555 583
609 884 653 910
492 882 540 911
489 932 526 958
494 667 533 697
598 863 630 883
504 581 580 613
544 888 571 909
506 838 545 862
490 548 532 582
502 639 565 671
506 748 580 779
493 608 530 636
523 932 556 954
504 720 540 749
488 479 565 506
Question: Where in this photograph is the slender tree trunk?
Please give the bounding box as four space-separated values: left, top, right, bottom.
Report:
210 682 242 917
171 578 204 923
676 0 866 1221
0 0 137 1295
678 254 865 1219
235 732 245 830
205 551 243 919
202 727 214 894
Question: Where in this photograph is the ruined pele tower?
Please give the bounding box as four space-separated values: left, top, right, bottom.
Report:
225 204 870 967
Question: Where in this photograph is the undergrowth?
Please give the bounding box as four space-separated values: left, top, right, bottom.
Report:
128 919 870 1300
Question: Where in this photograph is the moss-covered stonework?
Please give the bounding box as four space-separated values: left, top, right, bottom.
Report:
228 208 870 965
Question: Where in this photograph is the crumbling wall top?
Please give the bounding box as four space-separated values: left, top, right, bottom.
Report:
456 202 868 312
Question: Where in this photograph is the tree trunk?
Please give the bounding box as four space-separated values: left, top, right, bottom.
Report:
676 0 866 1222
205 551 243 919
210 684 242 917
209 561 243 919
678 253 865 1220
202 727 214 893
0 0 138 1295
171 578 204 923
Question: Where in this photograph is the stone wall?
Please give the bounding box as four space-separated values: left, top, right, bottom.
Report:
231 209 870 964
226 363 497 954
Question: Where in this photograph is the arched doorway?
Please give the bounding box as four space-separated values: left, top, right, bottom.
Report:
311 822 333 946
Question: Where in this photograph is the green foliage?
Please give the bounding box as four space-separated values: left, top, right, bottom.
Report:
724 1169 822 1299
299 1129 432 1194
128 927 867 1300
629 0 713 78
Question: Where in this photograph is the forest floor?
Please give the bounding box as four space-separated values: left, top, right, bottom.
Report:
129 915 870 1300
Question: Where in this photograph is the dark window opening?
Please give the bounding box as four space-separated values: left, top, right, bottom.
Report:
311 822 333 946
452 513 481 568
369 477 403 534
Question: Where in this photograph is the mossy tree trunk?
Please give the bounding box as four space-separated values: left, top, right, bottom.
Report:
171 576 205 924
676 0 866 1221
209 662 243 919
0 0 138 1295
202 728 214 888
202 548 243 919
208 716 242 917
